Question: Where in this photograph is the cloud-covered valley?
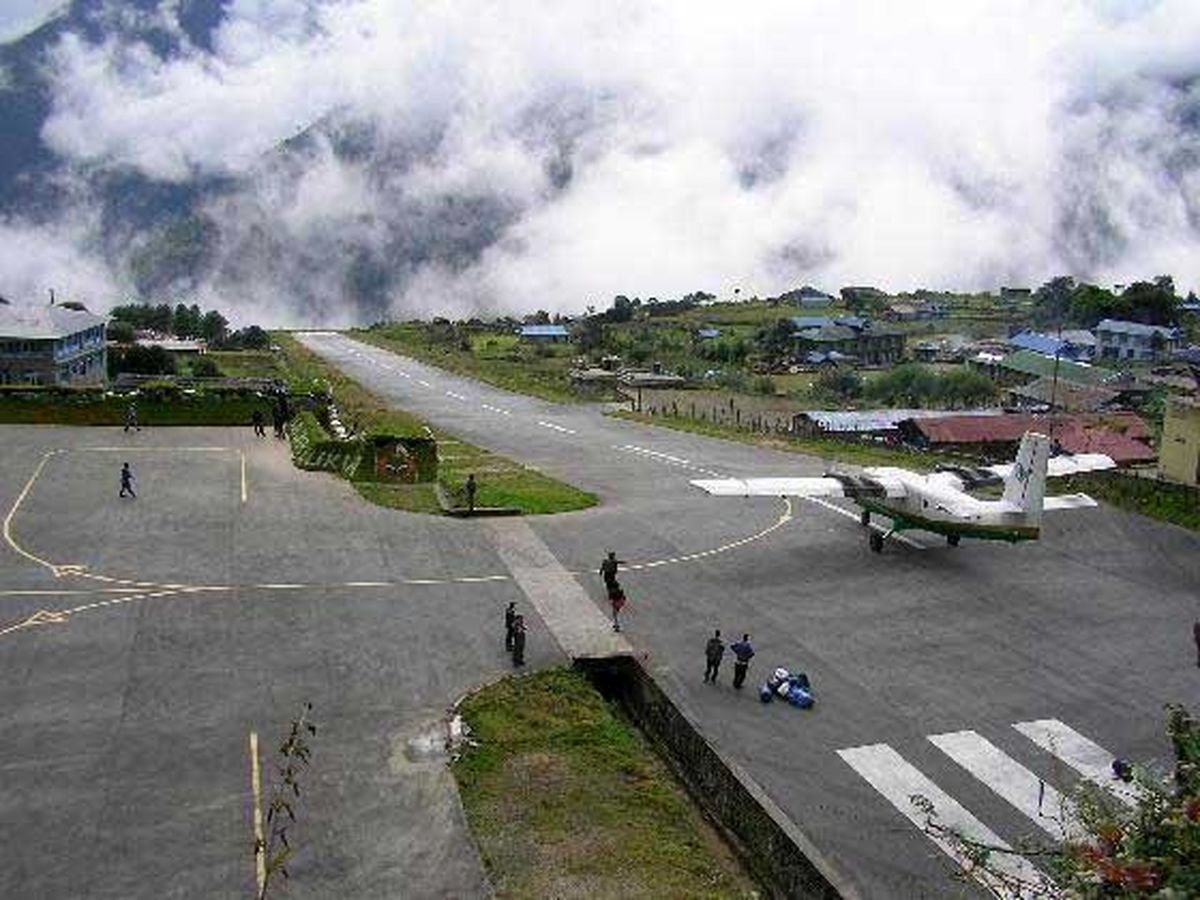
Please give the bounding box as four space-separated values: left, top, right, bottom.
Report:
1 0 1198 324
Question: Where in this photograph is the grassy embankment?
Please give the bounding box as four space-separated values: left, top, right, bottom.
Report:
1060 473 1200 532
452 669 758 899
353 325 581 403
274 333 596 515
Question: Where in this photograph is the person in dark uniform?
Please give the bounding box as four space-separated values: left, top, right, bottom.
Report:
730 634 755 689
119 462 136 499
704 629 725 684
610 587 626 632
124 401 140 433
504 601 517 651
599 551 625 594
1194 621 1200 668
252 409 266 437
466 473 477 514
511 615 526 667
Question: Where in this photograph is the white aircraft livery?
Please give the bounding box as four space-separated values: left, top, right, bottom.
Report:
691 431 1116 551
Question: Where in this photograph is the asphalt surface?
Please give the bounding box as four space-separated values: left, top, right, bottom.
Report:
297 332 1200 898
1 331 1196 899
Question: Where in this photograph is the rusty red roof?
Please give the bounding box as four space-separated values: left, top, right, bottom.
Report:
909 413 1154 464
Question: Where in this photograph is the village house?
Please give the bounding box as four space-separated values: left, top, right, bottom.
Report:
790 316 905 366
899 412 1156 465
1095 319 1180 361
0 302 108 386
517 324 570 343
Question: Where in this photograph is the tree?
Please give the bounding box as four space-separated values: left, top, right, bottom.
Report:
755 318 796 364
1115 278 1178 326
1032 276 1077 326
811 367 863 404
112 345 177 376
108 321 136 344
200 309 229 344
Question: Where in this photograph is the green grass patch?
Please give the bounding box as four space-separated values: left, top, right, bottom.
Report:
611 409 958 471
1060 472 1200 532
273 333 596 515
437 437 596 514
205 350 285 379
453 668 758 899
353 326 582 404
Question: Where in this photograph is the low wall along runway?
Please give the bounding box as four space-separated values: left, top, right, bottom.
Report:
578 656 850 900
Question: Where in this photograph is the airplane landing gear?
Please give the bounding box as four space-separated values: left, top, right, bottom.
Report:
947 534 960 547
869 531 884 553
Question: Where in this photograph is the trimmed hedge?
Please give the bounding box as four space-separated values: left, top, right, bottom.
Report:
0 384 270 426
287 412 437 483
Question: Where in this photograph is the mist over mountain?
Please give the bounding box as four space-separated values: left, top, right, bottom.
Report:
0 1 1197 326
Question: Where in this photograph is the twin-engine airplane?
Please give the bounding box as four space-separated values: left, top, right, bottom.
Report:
691 431 1115 552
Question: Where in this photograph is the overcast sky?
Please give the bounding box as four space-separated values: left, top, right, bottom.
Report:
2 0 1198 324
0 0 61 42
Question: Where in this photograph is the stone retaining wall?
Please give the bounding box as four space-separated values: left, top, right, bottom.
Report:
577 655 851 900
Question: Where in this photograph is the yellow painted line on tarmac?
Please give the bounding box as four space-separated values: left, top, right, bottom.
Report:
619 497 794 573
0 587 145 597
250 731 266 896
3 451 62 575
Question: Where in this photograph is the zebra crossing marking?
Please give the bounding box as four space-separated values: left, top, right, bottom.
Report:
837 743 1045 898
928 729 1081 839
1012 719 1140 808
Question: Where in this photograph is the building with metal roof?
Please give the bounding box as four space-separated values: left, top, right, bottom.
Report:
985 349 1115 388
902 412 1155 464
1095 319 1180 361
517 324 570 342
792 408 1002 437
1007 330 1093 361
0 303 108 385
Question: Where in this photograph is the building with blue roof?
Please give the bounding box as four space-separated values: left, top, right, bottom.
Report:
518 324 570 342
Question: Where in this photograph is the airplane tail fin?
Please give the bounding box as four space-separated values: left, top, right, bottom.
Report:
1002 431 1051 519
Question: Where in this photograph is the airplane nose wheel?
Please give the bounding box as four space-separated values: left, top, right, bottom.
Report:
869 531 884 553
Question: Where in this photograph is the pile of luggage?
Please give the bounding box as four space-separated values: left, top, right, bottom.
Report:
759 667 815 709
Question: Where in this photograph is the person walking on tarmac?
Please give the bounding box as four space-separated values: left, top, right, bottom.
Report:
511 615 527 667
610 586 626 632
504 601 517 651
730 634 755 689
704 630 725 684
124 401 140 433
252 409 267 438
600 550 625 594
465 473 477 515
119 462 136 499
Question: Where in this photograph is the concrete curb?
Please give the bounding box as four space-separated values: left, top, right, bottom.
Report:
435 481 522 517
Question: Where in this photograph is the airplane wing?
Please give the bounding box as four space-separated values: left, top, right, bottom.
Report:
690 472 911 499
987 453 1116 480
1042 493 1099 511
689 477 849 497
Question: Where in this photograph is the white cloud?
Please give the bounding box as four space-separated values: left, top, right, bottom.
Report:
5 0 1198 322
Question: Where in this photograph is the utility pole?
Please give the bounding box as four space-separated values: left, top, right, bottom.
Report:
1048 319 1064 452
